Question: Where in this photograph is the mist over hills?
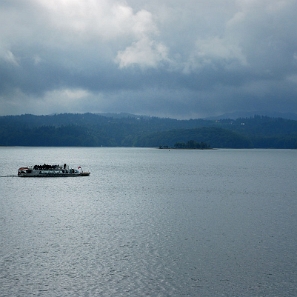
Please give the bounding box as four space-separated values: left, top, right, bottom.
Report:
205 111 297 121
0 113 297 148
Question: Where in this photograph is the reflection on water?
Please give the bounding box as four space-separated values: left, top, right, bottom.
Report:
1 148 297 296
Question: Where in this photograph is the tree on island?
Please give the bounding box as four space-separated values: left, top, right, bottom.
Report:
174 140 210 149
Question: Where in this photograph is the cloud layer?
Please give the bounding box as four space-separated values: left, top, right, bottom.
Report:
1 0 297 118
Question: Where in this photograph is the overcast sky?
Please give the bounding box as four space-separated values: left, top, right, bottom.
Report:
1 0 297 118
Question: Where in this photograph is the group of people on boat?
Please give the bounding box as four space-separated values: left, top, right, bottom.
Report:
33 164 61 170
18 163 89 177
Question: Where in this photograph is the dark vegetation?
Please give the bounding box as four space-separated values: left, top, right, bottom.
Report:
0 113 297 148
173 140 211 149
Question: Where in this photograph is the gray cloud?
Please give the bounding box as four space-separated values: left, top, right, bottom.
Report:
1 0 297 118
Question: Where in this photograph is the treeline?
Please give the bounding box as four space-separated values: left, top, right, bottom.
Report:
174 140 210 149
0 113 297 148
135 127 252 148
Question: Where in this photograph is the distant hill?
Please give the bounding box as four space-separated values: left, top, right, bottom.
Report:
0 113 296 148
206 111 297 121
134 127 252 148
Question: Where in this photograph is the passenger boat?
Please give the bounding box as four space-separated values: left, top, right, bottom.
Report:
18 164 90 177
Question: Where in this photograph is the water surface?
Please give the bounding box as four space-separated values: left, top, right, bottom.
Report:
1 148 297 296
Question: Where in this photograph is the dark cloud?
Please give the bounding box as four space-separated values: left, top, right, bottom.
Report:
0 0 297 118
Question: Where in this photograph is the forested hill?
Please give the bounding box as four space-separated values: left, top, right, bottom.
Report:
0 113 297 148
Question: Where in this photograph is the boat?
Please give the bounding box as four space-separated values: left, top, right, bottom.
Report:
18 164 90 177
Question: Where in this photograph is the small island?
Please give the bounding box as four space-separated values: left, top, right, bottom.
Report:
159 140 211 149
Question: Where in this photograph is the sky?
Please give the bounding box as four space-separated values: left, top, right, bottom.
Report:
1 0 297 119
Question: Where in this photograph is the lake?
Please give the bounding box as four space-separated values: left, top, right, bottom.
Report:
0 147 297 296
